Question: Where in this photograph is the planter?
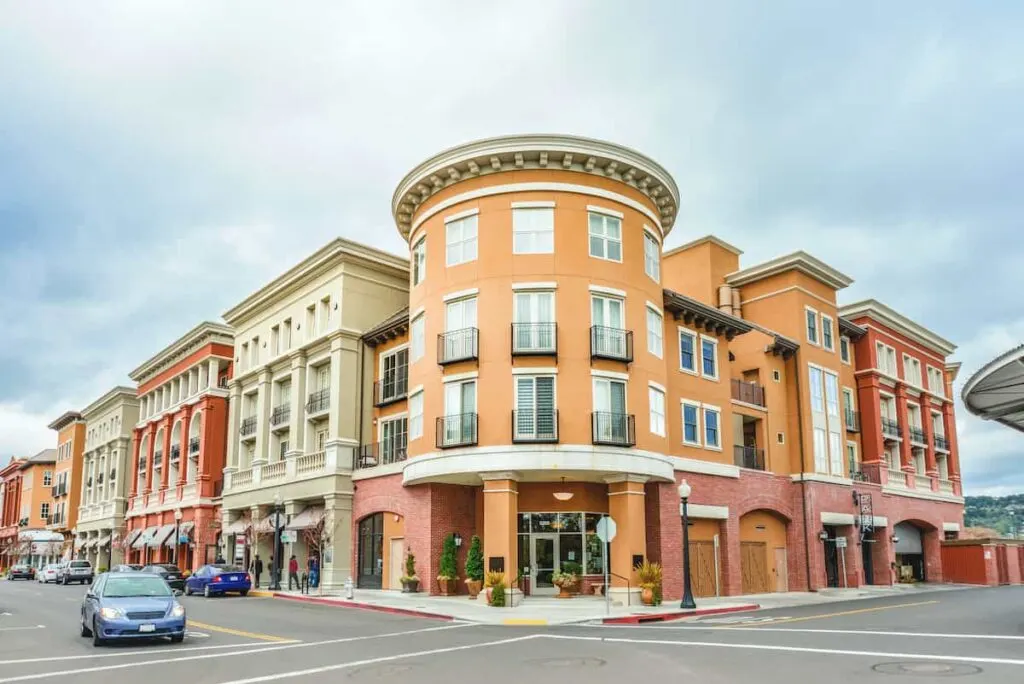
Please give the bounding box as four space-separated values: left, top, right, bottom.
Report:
554 580 579 598
505 588 524 607
640 585 656 606
465 579 482 599
437 578 458 596
401 578 421 593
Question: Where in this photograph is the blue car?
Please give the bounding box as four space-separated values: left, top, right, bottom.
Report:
81 572 186 647
185 564 252 598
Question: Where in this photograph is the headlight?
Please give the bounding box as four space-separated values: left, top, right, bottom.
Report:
170 602 185 617
99 607 123 619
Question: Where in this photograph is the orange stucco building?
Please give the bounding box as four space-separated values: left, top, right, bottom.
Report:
48 410 86 555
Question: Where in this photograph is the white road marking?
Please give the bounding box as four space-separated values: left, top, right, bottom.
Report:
0 641 275 665
216 635 543 684
0 625 45 632
590 624 1024 641
542 634 1024 667
0 623 471 682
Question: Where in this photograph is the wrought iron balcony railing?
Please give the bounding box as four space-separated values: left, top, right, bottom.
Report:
591 411 636 447
436 413 478 449
511 323 558 357
590 326 633 363
437 328 480 365
734 445 765 470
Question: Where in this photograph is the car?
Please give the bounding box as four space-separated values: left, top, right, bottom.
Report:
184 564 251 598
37 564 61 583
111 564 144 572
80 572 185 647
60 559 94 585
7 565 35 580
141 564 186 592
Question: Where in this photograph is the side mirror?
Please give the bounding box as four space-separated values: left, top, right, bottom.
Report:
173 589 183 597
84 590 95 599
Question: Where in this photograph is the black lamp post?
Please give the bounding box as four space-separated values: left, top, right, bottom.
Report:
679 480 696 610
173 509 182 566
270 494 284 591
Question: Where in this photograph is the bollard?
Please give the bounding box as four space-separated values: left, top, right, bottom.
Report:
344 576 354 600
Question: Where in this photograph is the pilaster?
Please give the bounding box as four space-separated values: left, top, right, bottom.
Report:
288 352 308 456
253 370 272 465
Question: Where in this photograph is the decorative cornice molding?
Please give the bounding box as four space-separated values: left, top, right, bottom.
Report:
727 250 854 291
392 134 680 240
838 299 956 357
81 387 139 420
664 234 743 258
48 411 84 431
129 321 235 384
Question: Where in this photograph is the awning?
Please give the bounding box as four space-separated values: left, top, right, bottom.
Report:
149 524 176 548
85 538 98 550
96 535 111 548
18 530 63 543
165 522 194 547
223 518 250 536
133 526 158 549
254 515 276 534
286 506 325 531
123 529 142 549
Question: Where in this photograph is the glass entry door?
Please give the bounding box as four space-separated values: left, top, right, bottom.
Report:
531 534 558 595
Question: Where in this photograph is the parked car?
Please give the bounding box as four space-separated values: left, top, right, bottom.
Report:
80 572 185 647
37 564 61 583
141 564 185 592
111 564 144 573
184 564 251 598
7 565 35 580
60 560 94 585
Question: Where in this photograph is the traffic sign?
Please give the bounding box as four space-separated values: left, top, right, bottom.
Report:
835 536 848 549
596 516 617 543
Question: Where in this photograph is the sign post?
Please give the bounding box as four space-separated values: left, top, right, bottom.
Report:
595 516 617 615
836 536 848 587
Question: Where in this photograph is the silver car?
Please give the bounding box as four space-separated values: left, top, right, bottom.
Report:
61 560 94 585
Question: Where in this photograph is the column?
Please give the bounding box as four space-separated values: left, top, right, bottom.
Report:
81 456 91 505
921 401 938 478
327 336 344 442
284 500 301 588
288 352 307 456
326 334 360 471
942 403 961 486
894 385 913 471
209 359 220 389
253 370 272 465
606 475 647 602
226 381 241 472
161 419 173 490
179 407 192 486
482 473 519 585
144 426 156 494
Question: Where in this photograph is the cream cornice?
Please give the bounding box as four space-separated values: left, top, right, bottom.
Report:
727 250 854 291
81 387 139 420
664 234 743 258
392 134 680 240
129 321 234 384
839 299 956 357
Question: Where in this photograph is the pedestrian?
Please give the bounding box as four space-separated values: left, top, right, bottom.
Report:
252 555 263 588
288 555 300 590
308 555 319 589
269 554 276 588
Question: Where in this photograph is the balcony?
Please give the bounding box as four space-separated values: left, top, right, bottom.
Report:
189 437 200 455
886 467 908 487
590 326 633 363
512 409 559 444
938 478 954 494
881 417 901 441
306 388 330 417
934 435 949 452
374 376 408 407
240 416 257 438
913 473 933 490
438 328 479 365
511 323 557 357
734 445 766 470
730 379 765 408
181 482 198 500
170 445 181 462
296 450 326 475
261 460 287 482
436 413 478 449
908 426 927 446
845 409 861 432
355 442 408 470
270 405 291 430
591 412 636 447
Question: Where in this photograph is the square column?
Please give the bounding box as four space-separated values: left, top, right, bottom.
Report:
253 371 272 465
208 359 220 389
326 334 360 471
321 493 353 591
287 352 307 457
606 475 647 603
482 473 519 582
226 381 241 471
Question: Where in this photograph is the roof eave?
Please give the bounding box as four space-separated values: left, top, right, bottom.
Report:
662 289 753 340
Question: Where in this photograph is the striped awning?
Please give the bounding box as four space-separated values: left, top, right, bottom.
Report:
133 526 158 549
149 524 176 548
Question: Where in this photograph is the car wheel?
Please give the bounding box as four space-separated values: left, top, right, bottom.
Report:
240 590 249 597
91 619 104 647
203 585 210 598
171 634 184 644
80 614 92 637
184 585 192 596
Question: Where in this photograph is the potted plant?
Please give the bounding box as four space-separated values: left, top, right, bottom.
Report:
487 572 506 607
436 534 458 596
400 550 420 593
636 560 663 606
182 569 192 580
464 535 484 599
552 561 582 598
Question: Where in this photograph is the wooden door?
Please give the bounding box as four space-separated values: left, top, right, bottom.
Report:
687 541 718 597
389 538 404 591
774 547 788 592
741 542 770 594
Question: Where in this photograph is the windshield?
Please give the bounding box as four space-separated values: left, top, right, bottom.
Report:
70 561 91 568
46 564 60 570
102 576 173 598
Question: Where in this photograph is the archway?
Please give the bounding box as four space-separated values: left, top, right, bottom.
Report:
187 411 202 483
356 513 384 589
169 420 183 486
739 510 789 594
894 521 929 582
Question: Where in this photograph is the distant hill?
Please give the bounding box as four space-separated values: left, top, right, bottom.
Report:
964 494 1024 536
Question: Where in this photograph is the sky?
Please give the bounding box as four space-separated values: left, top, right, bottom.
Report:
0 1 1022 494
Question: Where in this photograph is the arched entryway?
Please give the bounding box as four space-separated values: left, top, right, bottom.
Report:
894 521 927 582
356 513 384 589
739 510 789 594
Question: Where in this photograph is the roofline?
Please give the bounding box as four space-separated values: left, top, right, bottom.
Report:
839 299 956 357
81 386 138 419
662 288 754 340
129 321 234 383
20 449 57 468
1 459 25 478
838 316 868 340
47 411 84 431
362 307 411 347
664 234 743 258
222 238 409 326
726 250 854 291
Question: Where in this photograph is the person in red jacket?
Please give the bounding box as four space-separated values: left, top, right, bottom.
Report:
288 555 300 590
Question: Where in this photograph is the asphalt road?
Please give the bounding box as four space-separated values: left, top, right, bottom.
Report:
2 578 1023 683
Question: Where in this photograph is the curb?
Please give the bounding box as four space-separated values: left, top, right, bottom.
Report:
601 603 760 624
269 592 455 621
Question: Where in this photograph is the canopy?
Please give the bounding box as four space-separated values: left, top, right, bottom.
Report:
149 524 177 548
286 506 325 531
96 535 111 548
123 529 142 549
18 530 63 543
223 517 250 536
133 526 158 549
166 521 194 547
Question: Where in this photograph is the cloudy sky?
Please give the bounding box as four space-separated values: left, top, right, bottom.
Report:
1 2 1021 494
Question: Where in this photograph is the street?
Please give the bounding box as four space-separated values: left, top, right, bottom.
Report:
2 580 1023 683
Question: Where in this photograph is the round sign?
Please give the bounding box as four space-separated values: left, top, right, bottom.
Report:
269 512 285 529
595 516 617 543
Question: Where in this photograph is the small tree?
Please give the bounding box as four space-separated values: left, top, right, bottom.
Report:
464 535 484 582
438 534 458 580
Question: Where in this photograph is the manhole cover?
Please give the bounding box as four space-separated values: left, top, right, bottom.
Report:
347 664 418 679
527 657 606 668
873 662 982 677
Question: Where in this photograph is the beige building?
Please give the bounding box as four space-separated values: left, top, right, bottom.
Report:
76 387 140 569
220 238 408 589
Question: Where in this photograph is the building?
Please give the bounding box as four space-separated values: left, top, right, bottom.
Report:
13 449 62 567
961 345 1024 432
76 387 140 569
219 239 408 589
47 411 86 559
346 133 965 599
125 322 234 570
0 457 26 567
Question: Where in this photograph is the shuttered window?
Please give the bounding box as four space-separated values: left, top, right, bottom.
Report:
515 376 556 440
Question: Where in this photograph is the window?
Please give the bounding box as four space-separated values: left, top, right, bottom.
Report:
409 391 424 440
643 231 660 282
443 380 477 444
444 297 478 360
380 417 408 462
773 369 781 382
283 318 292 350
648 386 666 437
515 376 556 440
927 366 945 396
271 325 280 356
591 294 627 357
806 308 818 344
513 290 555 351
380 348 409 402
682 402 700 445
316 365 330 391
315 429 328 452
824 371 840 418
813 427 827 472
279 440 289 460
306 304 316 340
842 387 855 424
411 314 425 361
512 207 554 254
809 367 824 412
320 296 332 331
828 431 842 475
412 237 426 286
847 442 859 477
700 336 718 379
679 329 697 373
588 211 622 261
43 471 53 487
903 355 922 387
703 406 721 449
839 336 851 364
876 342 897 376
593 378 628 441
777 432 785 444
446 214 478 266
646 307 663 358
40 502 50 520
821 315 834 351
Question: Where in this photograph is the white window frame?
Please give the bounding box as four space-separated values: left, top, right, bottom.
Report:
681 399 702 447
821 314 834 352
643 228 660 282
839 336 851 364
409 390 424 440
514 375 557 440
702 405 722 450
410 314 425 362
648 385 666 437
678 327 698 375
445 214 478 267
805 307 819 345
412 237 426 286
876 342 897 376
512 205 555 255
646 305 663 359
699 335 719 380
587 210 623 262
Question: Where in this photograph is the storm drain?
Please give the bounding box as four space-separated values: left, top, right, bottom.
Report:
873 662 983 677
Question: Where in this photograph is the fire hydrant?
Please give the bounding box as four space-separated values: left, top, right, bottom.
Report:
344 576 354 600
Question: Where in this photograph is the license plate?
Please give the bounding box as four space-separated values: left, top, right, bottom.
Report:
229 576 238 581
139 624 155 633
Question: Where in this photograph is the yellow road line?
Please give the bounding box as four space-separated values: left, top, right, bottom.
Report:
503 619 548 626
746 600 939 626
188 620 297 642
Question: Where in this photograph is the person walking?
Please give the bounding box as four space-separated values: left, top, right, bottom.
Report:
307 555 319 589
288 555 300 591
252 555 264 588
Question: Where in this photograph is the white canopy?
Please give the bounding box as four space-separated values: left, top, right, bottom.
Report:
133 526 158 549
286 506 325 531
18 530 63 543
149 524 177 548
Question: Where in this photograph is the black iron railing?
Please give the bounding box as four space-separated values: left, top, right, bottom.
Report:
512 409 559 443
437 328 479 365
591 412 635 446
354 443 408 470
845 409 861 432
374 375 408 407
170 445 181 461
270 405 290 427
188 437 200 455
734 445 765 470
934 435 949 451
306 388 330 415
908 426 926 444
881 417 900 440
731 379 766 407
436 413 478 449
511 323 558 356
240 416 257 436
590 326 633 363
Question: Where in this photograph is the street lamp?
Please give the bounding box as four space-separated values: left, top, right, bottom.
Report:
270 493 283 591
678 480 696 610
173 509 183 567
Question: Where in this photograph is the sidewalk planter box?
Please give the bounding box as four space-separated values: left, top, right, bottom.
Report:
437 578 457 596
465 579 482 599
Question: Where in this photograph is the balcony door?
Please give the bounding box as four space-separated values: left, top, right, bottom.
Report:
445 297 478 359
591 296 625 358
514 291 554 351
444 380 477 444
593 378 627 442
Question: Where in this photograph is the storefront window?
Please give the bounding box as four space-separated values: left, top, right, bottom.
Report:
556 512 581 533
518 513 531 534
517 512 607 577
530 513 557 533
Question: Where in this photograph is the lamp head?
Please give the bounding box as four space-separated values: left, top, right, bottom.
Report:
677 480 692 500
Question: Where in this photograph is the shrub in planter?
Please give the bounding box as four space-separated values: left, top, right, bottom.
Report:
463 535 484 599
400 550 420 593
484 570 504 604
436 534 458 595
488 578 507 607
552 562 581 599
636 560 663 606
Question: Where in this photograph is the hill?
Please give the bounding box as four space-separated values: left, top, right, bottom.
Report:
964 494 1024 536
